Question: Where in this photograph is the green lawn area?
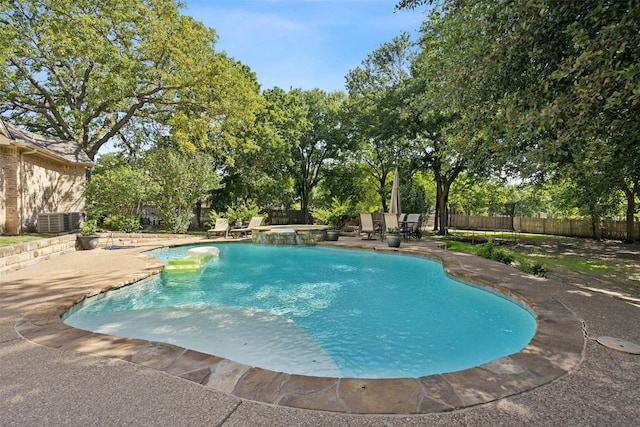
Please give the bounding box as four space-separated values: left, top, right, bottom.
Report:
524 250 640 285
442 234 640 288
0 235 53 246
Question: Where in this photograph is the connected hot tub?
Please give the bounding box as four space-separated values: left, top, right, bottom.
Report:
252 224 329 245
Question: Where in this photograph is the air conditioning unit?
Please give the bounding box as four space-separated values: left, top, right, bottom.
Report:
37 213 67 233
37 212 88 233
67 212 86 231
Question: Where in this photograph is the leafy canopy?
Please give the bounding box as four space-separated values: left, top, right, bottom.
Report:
0 0 261 160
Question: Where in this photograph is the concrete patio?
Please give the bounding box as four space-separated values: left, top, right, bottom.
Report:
1 235 639 425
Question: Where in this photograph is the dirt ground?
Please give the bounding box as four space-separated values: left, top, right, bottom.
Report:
510 236 640 303
513 235 640 262
431 229 640 301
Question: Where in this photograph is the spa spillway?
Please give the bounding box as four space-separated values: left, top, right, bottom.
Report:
252 224 329 245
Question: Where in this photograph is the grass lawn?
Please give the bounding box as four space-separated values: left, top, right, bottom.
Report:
0 235 53 246
441 233 640 288
523 249 640 285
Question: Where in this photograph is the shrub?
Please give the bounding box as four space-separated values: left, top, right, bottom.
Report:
312 197 357 230
491 247 515 264
85 165 147 221
143 149 222 233
476 239 494 258
477 239 515 265
520 259 549 277
114 216 141 233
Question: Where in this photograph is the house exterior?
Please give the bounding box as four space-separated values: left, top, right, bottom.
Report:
0 120 93 234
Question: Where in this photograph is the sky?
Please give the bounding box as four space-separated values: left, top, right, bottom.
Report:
181 0 427 93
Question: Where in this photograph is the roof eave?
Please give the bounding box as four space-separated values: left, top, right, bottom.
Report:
13 141 94 167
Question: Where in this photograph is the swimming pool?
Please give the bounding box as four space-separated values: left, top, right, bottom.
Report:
64 244 536 378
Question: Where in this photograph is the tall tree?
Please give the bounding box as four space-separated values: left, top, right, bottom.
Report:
211 89 295 213
346 33 414 212
407 5 505 234
261 87 350 222
469 0 640 242
293 89 349 223
0 0 260 160
541 1 640 242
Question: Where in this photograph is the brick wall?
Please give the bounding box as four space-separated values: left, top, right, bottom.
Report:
0 146 19 234
0 146 87 234
20 153 87 232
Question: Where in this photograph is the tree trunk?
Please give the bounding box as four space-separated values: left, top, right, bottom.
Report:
622 182 636 244
433 185 440 232
300 183 311 224
195 201 202 229
436 179 451 236
589 215 600 241
379 176 388 213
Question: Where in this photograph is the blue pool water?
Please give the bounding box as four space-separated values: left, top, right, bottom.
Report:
64 244 536 378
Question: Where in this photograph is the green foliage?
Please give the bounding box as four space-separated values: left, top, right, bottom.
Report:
519 259 549 277
6 0 636 242
100 215 140 233
112 216 141 233
451 175 510 216
88 147 221 233
0 0 260 159
386 227 400 234
210 203 261 226
447 238 548 277
401 178 431 215
85 164 147 221
312 197 358 229
212 86 296 213
266 87 351 222
476 240 515 265
345 33 415 212
406 5 501 234
79 220 98 236
143 148 222 233
318 163 368 208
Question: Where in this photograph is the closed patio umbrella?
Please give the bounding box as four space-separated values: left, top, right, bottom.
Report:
389 168 401 214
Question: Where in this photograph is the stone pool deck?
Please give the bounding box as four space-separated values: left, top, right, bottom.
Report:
1 235 639 425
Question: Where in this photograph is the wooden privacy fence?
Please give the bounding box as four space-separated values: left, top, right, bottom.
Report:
449 214 640 240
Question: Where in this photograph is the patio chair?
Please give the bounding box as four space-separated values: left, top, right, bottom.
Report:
359 212 379 240
403 213 421 239
206 218 229 239
383 213 402 240
229 216 263 238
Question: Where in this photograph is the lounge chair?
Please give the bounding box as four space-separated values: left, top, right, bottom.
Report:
229 216 263 238
383 213 401 240
206 218 229 239
359 212 379 240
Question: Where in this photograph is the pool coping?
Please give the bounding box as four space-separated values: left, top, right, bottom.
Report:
14 237 585 415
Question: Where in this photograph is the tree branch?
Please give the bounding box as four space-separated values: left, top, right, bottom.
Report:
9 57 76 141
